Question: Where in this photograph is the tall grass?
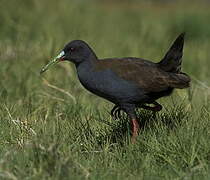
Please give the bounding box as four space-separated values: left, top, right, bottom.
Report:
1 0 210 179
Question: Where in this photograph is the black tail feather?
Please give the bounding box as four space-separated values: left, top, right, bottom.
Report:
158 33 185 73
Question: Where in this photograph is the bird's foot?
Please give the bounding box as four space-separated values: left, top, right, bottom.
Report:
141 102 162 112
111 105 124 119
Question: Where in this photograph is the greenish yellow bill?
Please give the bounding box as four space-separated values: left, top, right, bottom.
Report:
40 51 65 74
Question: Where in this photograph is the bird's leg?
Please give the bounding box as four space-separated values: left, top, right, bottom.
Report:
141 102 162 112
123 105 139 143
131 118 139 143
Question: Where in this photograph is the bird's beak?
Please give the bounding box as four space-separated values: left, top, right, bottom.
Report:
40 51 65 74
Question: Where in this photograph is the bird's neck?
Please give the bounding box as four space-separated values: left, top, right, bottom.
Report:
75 53 98 69
76 58 96 82
88 52 98 66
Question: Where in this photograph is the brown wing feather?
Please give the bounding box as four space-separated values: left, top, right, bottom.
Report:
95 58 190 92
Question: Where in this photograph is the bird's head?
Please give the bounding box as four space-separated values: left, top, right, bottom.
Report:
40 40 96 74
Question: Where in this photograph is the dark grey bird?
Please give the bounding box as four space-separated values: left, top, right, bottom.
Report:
40 33 190 143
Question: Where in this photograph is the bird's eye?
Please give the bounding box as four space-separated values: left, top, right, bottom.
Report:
70 47 75 52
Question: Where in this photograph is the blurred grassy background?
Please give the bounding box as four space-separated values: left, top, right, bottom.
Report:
1 0 210 179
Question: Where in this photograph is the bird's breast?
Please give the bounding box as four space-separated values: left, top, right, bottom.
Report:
76 65 146 103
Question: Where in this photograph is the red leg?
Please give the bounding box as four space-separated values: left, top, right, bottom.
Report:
131 118 139 143
121 105 139 143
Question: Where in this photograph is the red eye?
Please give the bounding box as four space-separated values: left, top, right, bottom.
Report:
70 47 75 51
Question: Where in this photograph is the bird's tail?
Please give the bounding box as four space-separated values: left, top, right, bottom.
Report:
158 33 185 73
169 72 191 89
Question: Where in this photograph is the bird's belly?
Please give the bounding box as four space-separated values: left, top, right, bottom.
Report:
77 69 147 104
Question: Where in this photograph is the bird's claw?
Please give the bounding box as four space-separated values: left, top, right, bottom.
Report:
141 102 162 112
111 105 123 119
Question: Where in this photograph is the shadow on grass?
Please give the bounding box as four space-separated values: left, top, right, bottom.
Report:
138 103 189 130
96 103 190 145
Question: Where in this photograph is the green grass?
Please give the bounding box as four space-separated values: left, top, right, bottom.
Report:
1 0 210 179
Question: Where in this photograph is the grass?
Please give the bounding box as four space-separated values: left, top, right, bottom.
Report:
1 0 210 179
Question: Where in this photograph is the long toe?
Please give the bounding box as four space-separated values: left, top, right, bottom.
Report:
111 106 124 120
111 105 118 119
142 102 162 112
116 108 123 119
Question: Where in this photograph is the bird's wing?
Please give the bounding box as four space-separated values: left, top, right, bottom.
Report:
96 58 190 92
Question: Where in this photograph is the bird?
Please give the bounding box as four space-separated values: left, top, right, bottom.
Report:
40 33 190 143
